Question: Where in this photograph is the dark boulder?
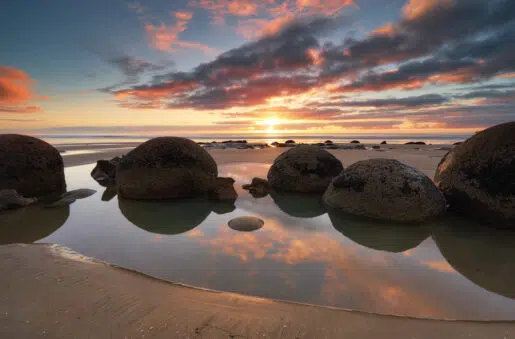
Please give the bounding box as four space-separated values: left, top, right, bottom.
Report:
91 157 120 186
434 122 515 227
350 140 360 144
324 159 446 222
117 137 218 200
0 134 66 197
209 177 237 201
268 145 343 193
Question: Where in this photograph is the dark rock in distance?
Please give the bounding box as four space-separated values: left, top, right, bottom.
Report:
0 134 66 197
350 140 360 144
372 145 380 150
405 141 426 145
324 159 446 222
324 140 333 144
285 140 295 144
434 122 515 228
268 145 343 193
380 141 387 145
117 137 218 200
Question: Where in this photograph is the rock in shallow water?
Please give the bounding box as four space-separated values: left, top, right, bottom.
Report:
228 216 264 232
0 189 37 212
323 159 446 222
0 134 66 197
91 157 120 186
434 122 515 228
210 177 237 201
267 145 343 193
117 137 218 200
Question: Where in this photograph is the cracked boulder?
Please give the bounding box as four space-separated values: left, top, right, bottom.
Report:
434 122 515 228
267 145 343 193
324 159 446 222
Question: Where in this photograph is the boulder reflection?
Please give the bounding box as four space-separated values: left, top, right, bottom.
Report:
328 210 430 252
119 198 213 235
0 205 69 244
269 191 326 218
433 220 515 299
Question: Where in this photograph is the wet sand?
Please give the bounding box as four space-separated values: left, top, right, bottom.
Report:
1 243 514 339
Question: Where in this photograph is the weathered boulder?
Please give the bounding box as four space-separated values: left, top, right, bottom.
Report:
0 134 66 197
434 122 515 227
91 157 120 186
228 216 264 232
267 145 343 193
210 177 237 201
324 159 446 222
116 137 218 200
0 189 37 212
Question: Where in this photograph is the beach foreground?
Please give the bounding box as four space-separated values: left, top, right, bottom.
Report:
1 243 514 339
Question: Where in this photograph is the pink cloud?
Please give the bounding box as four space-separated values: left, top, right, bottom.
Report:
0 66 43 114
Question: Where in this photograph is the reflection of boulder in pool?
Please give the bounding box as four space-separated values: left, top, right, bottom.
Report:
433 222 515 299
118 198 212 235
270 190 326 218
0 205 69 244
328 210 430 252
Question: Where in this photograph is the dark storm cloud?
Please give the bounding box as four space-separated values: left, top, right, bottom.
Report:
341 94 450 107
108 55 168 78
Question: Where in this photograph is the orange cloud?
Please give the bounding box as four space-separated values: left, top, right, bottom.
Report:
372 23 396 36
402 0 452 21
0 66 43 114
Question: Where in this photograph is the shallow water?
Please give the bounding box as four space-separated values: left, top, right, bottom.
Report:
1 163 515 320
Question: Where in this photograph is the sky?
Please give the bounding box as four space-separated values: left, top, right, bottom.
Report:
1 0 514 136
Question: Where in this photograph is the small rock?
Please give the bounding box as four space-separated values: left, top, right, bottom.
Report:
91 157 120 186
242 178 269 198
101 186 117 201
350 140 360 144
380 141 387 145
372 145 380 150
405 141 426 145
228 216 264 232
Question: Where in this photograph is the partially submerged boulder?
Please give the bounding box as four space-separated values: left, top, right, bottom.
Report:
210 177 237 201
117 137 218 200
434 122 515 227
267 145 343 193
324 159 446 222
0 189 37 212
242 177 269 198
0 134 66 197
91 157 120 186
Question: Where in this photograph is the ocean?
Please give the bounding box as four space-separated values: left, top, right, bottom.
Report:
40 134 470 146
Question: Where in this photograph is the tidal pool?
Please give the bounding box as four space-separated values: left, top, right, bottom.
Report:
1 162 515 320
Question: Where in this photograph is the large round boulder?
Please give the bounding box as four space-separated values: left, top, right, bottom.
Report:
267 145 343 193
323 159 446 222
434 122 515 227
0 134 66 197
117 137 218 200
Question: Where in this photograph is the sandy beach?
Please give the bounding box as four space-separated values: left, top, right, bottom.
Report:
1 243 515 339
3 141 515 338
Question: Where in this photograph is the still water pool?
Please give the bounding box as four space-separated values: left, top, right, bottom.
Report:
1 163 515 321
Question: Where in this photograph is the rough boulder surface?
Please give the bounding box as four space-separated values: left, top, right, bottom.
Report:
117 137 218 200
324 159 446 222
267 145 343 193
210 177 237 201
0 134 66 197
434 122 515 227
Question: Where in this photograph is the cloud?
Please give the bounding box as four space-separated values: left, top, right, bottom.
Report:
109 1 515 131
107 56 168 79
129 4 215 54
190 0 356 37
0 66 43 114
